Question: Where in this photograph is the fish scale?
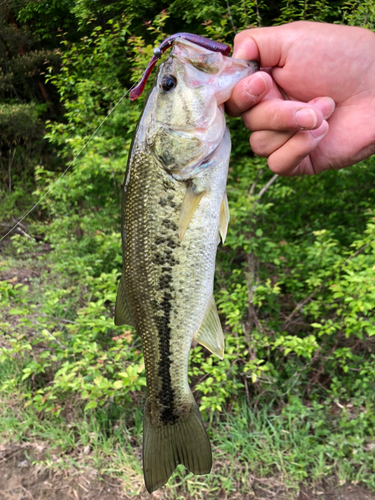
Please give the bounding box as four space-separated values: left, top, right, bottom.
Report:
115 35 258 493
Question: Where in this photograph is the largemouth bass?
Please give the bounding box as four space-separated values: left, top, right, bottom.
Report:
115 33 258 493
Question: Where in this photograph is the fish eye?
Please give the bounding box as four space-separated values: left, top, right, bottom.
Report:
160 75 177 92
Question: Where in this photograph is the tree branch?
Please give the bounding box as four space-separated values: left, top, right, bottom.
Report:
226 0 236 33
257 174 279 200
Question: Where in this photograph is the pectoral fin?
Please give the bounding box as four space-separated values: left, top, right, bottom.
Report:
194 297 224 359
114 275 134 327
219 191 230 244
179 186 205 241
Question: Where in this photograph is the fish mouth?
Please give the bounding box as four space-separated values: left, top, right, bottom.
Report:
240 59 259 72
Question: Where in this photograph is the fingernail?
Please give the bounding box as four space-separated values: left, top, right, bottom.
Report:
246 74 267 97
295 108 317 129
310 121 328 138
311 97 335 119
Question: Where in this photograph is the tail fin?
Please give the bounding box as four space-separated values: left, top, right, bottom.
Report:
143 400 212 493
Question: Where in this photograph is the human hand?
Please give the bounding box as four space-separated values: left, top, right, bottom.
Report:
226 21 375 175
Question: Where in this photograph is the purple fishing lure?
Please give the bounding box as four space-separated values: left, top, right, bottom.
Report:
130 33 231 100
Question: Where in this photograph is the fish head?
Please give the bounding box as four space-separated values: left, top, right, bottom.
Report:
147 38 258 180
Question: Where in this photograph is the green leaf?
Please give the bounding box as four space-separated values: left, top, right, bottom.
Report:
84 400 98 411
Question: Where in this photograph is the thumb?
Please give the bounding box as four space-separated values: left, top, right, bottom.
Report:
232 26 289 67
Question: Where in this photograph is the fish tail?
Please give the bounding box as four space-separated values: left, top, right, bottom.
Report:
143 399 212 493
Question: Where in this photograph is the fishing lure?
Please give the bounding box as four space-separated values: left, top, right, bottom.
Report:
130 33 231 100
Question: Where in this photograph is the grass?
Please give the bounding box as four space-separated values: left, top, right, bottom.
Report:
1 377 375 499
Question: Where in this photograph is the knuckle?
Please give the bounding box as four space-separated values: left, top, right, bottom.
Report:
250 132 270 156
270 106 292 130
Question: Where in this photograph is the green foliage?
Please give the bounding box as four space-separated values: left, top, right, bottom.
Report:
0 50 61 93
0 103 43 146
0 102 46 224
1 0 375 492
0 0 66 224
217 150 375 407
342 0 375 29
40 20 145 218
16 0 77 41
274 0 343 24
1 255 145 416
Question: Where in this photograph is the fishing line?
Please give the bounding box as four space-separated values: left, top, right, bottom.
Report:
0 83 136 243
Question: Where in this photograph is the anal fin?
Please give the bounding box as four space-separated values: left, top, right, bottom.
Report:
219 191 230 244
114 275 134 327
194 296 224 359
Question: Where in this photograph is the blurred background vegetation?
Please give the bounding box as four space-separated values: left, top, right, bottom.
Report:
1 0 375 498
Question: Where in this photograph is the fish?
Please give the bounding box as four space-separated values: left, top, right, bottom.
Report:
115 33 258 493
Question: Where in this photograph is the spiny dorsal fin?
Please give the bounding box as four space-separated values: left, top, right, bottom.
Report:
194 296 224 359
219 191 230 244
114 275 134 327
179 186 205 241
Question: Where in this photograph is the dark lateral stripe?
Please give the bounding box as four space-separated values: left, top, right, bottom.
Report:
155 197 179 424
157 290 176 424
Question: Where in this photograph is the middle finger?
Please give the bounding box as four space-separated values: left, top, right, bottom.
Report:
250 129 296 157
242 98 324 131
